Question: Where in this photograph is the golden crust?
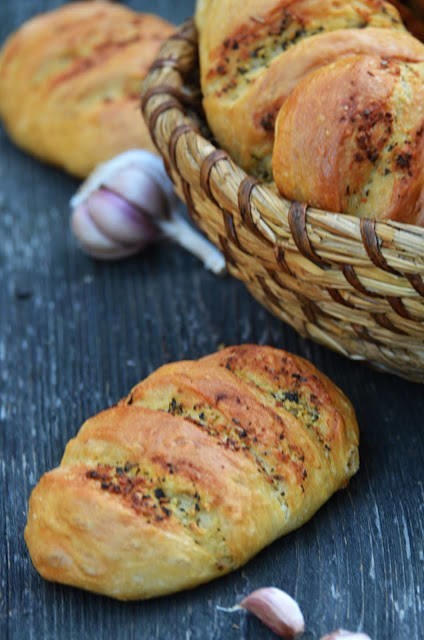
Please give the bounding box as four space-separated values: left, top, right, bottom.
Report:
0 1 174 177
25 345 359 600
195 0 414 179
272 55 424 224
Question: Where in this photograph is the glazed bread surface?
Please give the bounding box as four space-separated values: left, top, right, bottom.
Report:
25 345 359 600
0 1 175 177
195 0 419 180
273 55 424 225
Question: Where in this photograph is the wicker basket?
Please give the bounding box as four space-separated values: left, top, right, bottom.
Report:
141 20 424 383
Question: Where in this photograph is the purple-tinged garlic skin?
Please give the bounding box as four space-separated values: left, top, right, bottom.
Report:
87 188 160 244
239 587 305 639
71 188 160 260
320 630 372 640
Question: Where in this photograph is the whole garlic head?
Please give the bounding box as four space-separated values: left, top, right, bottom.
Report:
70 149 226 273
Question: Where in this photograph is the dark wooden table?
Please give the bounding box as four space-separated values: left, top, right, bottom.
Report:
1 2 423 639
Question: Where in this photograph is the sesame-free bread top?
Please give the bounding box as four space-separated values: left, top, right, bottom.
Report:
25 344 359 600
0 1 174 177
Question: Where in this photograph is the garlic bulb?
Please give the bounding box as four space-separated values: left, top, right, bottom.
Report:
70 149 226 273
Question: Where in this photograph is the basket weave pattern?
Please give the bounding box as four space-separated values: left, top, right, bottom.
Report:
141 21 424 383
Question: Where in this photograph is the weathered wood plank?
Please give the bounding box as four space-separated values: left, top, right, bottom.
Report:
1 2 423 639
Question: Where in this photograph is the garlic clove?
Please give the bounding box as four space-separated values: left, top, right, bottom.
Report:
86 188 159 245
101 165 170 220
320 631 372 640
239 587 305 638
71 199 147 260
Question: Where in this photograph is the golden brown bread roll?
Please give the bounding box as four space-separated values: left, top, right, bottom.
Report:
0 1 175 178
272 55 424 225
195 0 423 180
25 345 359 600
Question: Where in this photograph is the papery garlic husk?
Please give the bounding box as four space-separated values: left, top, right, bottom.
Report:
320 630 372 640
70 149 226 273
239 587 305 638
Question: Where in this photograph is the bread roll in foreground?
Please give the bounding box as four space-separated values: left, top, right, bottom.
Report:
25 345 359 600
0 1 174 177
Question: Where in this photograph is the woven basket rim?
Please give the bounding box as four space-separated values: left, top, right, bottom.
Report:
141 18 424 384
142 19 424 281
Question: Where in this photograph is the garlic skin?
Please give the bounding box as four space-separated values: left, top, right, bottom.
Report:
71 188 160 259
70 149 226 274
320 631 372 640
239 587 305 638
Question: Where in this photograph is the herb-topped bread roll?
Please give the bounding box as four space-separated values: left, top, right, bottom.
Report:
195 0 423 180
25 345 359 600
0 1 174 177
272 55 424 225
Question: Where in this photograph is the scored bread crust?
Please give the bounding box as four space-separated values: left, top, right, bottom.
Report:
195 0 424 179
25 345 359 600
0 1 174 177
272 54 424 224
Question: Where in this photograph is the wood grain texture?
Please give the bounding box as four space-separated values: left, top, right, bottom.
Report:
0 2 423 639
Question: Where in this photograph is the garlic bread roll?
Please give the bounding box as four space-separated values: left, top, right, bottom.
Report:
272 55 424 225
25 345 359 600
0 1 174 177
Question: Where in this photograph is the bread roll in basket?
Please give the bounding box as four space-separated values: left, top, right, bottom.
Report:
140 1 424 383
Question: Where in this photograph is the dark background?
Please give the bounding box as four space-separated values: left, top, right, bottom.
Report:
1 2 423 639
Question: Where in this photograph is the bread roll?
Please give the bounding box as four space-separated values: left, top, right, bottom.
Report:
0 1 174 177
195 0 422 180
272 55 424 225
25 345 359 600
